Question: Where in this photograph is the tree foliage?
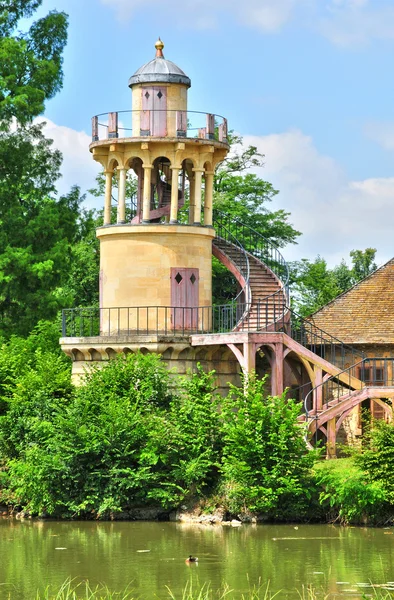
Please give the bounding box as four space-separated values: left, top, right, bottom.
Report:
0 2 81 336
213 134 300 248
0 344 318 520
313 458 386 525
290 248 377 317
220 374 315 518
0 1 68 127
0 124 83 335
357 419 394 505
212 134 300 304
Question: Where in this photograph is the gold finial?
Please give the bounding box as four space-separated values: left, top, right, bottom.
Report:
155 37 164 58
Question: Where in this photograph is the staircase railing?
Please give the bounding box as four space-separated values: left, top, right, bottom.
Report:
303 357 394 426
211 218 251 331
212 209 290 302
62 208 366 382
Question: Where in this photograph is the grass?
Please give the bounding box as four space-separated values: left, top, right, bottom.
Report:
10 578 394 599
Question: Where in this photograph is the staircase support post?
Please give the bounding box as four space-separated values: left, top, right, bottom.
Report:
243 341 256 374
142 165 153 223
170 166 181 223
314 367 323 414
326 417 337 459
271 343 284 397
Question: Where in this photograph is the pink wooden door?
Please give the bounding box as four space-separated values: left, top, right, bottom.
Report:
142 87 167 136
171 268 199 330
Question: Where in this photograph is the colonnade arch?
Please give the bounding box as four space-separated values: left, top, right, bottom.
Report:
93 141 224 227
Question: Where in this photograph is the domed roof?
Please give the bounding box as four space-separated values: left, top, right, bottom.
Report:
128 39 191 88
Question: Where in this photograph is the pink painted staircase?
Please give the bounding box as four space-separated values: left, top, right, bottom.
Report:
210 213 394 445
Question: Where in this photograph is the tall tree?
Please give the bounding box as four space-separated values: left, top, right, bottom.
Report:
212 134 300 304
0 124 83 335
213 134 300 248
0 2 78 336
290 248 378 317
0 1 68 127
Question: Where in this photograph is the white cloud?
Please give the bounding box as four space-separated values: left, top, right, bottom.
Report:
37 117 394 267
319 0 394 47
99 0 394 45
244 129 394 266
100 0 300 32
364 121 394 151
35 117 101 207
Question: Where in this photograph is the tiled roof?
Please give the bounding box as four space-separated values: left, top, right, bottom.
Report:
308 258 394 344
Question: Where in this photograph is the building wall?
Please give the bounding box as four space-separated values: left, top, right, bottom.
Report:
61 339 241 395
337 343 394 446
131 83 188 137
97 224 215 333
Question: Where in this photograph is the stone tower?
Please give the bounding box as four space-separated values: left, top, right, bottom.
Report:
61 40 236 386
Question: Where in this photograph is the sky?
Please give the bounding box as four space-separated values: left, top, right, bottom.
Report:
24 0 394 266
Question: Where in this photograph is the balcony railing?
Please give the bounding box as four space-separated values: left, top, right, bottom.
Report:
61 300 293 339
91 110 228 143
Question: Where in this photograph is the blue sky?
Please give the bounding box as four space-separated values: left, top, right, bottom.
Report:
27 0 394 265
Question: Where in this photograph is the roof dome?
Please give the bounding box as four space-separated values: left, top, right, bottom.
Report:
128 39 191 88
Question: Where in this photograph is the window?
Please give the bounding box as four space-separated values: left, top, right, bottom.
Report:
358 365 385 386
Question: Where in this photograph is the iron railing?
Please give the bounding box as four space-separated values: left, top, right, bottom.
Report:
62 304 251 338
212 209 289 302
287 310 365 370
91 110 228 144
303 357 394 421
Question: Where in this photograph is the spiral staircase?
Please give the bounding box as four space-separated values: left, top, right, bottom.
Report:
61 196 394 455
201 210 394 454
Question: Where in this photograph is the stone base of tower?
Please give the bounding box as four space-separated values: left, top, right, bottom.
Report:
60 335 241 394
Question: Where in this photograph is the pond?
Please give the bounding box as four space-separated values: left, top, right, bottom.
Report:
1 520 394 598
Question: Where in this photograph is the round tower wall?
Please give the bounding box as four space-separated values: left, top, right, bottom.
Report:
131 83 188 138
97 224 214 334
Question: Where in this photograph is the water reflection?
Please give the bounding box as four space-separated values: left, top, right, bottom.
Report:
0 520 393 598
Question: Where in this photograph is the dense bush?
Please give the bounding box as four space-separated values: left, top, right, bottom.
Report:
220 375 317 519
313 458 387 525
0 348 223 517
8 335 394 524
357 420 394 506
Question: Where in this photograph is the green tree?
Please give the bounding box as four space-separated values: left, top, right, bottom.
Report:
60 208 100 307
212 134 300 304
350 248 377 281
0 1 68 127
220 374 316 518
291 248 377 317
0 124 83 335
0 2 82 335
213 134 300 248
290 256 341 317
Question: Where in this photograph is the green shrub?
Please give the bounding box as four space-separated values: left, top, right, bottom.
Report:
357 420 394 506
0 355 223 517
220 375 317 518
313 458 387 524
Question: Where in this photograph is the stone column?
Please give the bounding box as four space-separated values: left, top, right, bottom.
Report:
204 171 214 226
193 168 204 225
117 167 127 224
142 165 153 223
188 173 195 225
104 169 113 225
170 166 181 223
